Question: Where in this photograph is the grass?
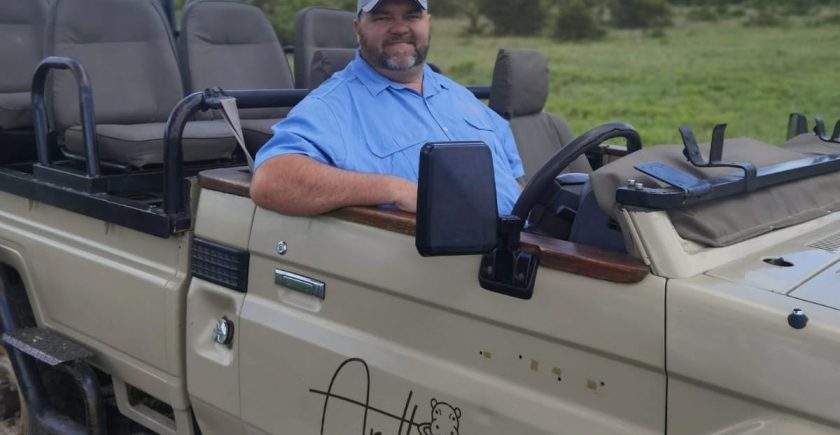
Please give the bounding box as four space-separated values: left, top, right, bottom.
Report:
426 11 840 146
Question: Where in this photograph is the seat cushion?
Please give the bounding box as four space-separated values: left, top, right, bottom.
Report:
64 120 236 167
240 117 283 154
0 92 33 130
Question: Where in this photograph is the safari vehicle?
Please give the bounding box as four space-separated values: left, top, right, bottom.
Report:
2 0 840 434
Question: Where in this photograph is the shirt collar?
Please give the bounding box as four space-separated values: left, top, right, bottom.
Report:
349 50 446 98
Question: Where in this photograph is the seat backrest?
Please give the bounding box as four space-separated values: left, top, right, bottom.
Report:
178 0 293 118
489 49 591 182
0 0 49 129
46 0 183 133
308 48 357 89
294 7 358 89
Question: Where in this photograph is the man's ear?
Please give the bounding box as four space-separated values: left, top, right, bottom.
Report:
353 19 362 43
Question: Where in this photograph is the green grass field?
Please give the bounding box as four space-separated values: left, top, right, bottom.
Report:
427 12 840 146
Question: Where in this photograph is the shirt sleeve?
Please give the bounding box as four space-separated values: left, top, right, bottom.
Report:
254 97 346 170
486 107 525 179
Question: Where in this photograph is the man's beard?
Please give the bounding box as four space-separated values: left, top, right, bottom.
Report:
360 34 430 72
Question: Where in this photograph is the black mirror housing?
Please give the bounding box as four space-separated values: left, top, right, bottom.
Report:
415 142 498 257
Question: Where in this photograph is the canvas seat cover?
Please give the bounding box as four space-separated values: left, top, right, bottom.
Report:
294 7 358 89
591 138 840 247
308 48 357 89
47 0 235 167
0 0 48 129
489 49 591 182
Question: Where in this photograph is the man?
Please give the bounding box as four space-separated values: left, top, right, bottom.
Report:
251 0 524 215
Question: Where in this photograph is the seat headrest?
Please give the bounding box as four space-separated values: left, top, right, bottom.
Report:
489 49 549 119
294 7 358 88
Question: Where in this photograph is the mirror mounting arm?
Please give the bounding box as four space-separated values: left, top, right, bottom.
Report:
478 215 539 300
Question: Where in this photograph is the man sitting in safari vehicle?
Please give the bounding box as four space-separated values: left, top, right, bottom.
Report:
250 0 524 216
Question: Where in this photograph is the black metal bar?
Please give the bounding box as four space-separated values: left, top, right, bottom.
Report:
787 113 809 140
163 93 203 216
617 152 840 209
0 168 178 237
0 268 88 435
162 88 309 215
467 86 491 100
31 56 100 177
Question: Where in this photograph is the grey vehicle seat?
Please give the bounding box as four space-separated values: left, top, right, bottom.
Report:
308 48 358 89
294 7 358 89
178 0 295 153
489 49 591 182
47 0 236 168
0 0 49 130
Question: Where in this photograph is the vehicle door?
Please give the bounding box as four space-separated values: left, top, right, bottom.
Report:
236 207 667 435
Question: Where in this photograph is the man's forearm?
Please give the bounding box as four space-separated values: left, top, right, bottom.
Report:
250 154 417 216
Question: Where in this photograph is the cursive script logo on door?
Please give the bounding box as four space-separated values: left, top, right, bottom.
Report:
309 358 463 435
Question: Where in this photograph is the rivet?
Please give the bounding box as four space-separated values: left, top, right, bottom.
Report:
276 241 288 255
788 308 808 330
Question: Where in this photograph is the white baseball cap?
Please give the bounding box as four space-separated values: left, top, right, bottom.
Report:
357 0 428 15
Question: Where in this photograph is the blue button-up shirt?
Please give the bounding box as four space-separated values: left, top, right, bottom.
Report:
255 51 524 214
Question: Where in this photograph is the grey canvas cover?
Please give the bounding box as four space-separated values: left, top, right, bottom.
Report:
294 7 358 89
489 49 589 181
0 0 48 129
46 0 235 166
178 0 293 120
781 133 840 156
591 138 840 247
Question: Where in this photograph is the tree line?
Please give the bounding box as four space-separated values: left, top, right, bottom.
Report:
220 0 840 43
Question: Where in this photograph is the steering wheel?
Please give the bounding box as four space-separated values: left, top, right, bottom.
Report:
511 122 642 223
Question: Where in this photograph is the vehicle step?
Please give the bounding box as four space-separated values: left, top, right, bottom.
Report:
2 328 93 366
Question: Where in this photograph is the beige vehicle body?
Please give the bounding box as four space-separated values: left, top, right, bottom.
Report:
1 140 839 435
5 0 839 432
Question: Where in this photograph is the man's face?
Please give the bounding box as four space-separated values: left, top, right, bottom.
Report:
355 0 431 72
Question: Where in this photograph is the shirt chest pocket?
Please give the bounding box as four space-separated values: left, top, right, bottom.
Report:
462 115 499 148
364 131 429 180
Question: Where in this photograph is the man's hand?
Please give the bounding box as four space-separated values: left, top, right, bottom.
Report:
251 154 418 216
387 176 418 213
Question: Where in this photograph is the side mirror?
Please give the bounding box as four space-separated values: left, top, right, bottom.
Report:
415 142 498 256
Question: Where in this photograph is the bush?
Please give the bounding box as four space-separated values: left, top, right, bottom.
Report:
743 4 786 27
686 6 719 22
610 0 672 29
554 0 606 41
479 0 547 36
